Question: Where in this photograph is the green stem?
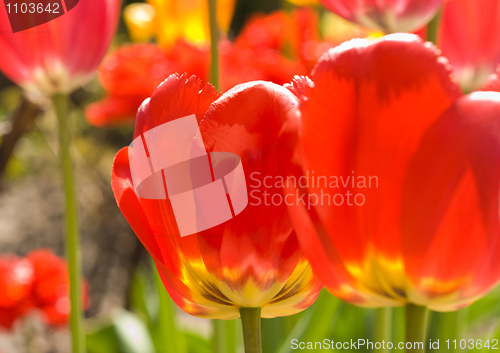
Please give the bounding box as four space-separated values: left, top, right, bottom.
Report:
375 307 392 353
426 9 442 46
436 309 466 353
23 317 36 353
52 94 85 353
405 304 428 353
207 0 220 90
240 307 262 353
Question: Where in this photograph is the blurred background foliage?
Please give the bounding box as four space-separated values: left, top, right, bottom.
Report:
1 0 500 352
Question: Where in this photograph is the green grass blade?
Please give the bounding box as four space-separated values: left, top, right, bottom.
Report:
212 319 240 353
152 265 188 353
112 309 155 353
275 289 341 353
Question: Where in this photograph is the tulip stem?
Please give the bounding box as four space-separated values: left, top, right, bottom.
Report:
52 93 85 353
436 309 466 353
23 317 36 353
405 304 428 353
208 0 220 90
375 307 392 353
426 9 442 46
240 307 262 353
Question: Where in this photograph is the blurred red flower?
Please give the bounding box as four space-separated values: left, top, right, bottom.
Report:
0 255 34 329
0 250 89 329
285 34 500 311
112 73 321 319
220 9 322 90
86 42 208 127
86 9 332 127
0 0 120 96
439 0 500 92
27 250 89 326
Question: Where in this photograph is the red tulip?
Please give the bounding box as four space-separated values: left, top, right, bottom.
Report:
0 0 120 96
285 33 500 311
438 0 500 92
319 0 444 33
0 255 34 329
220 39 307 94
86 43 192 127
27 250 89 326
220 9 320 90
219 11 304 91
86 42 209 127
111 73 321 318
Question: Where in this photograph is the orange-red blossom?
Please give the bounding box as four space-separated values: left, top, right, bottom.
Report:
285 34 500 311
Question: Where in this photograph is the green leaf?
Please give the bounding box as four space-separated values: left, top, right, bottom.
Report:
152 264 188 353
262 317 288 353
468 287 500 324
184 331 212 353
481 323 500 353
129 267 155 326
275 289 342 353
87 323 120 353
330 303 369 349
212 319 241 353
262 314 301 353
112 309 156 353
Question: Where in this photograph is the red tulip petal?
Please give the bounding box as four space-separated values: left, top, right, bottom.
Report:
439 0 500 91
319 0 444 33
234 12 290 52
98 44 174 96
85 95 144 127
112 147 212 310
198 81 302 288
165 40 209 83
111 147 179 272
134 73 219 138
402 92 500 309
221 48 307 92
112 141 239 316
129 73 220 278
292 34 461 302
